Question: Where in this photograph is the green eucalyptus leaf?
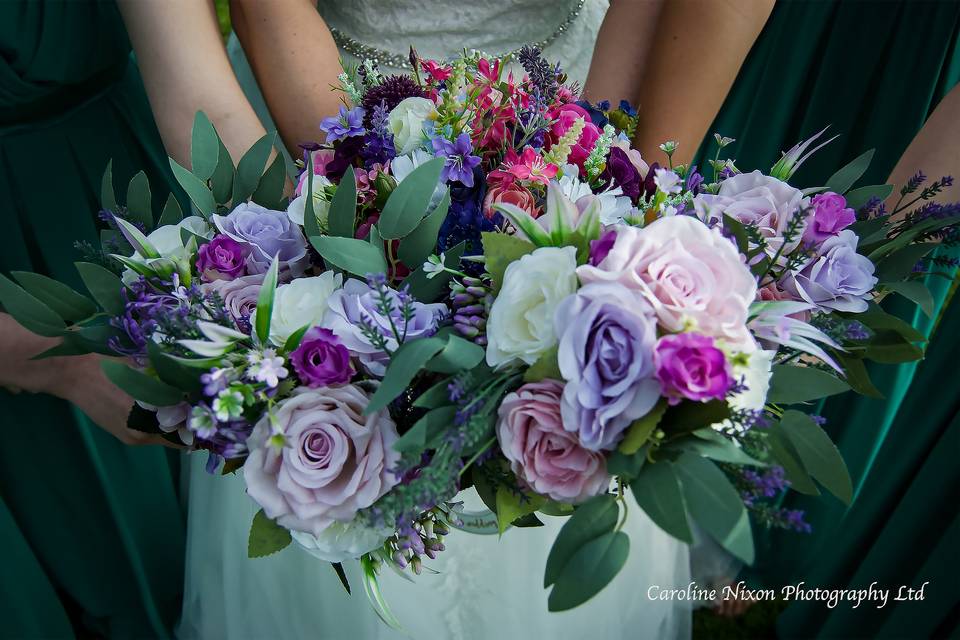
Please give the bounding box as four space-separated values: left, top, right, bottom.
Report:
778 409 853 504
210 138 235 205
125 171 153 228
425 334 485 374
833 352 883 399
11 272 96 323
547 531 629 612
618 400 668 455
825 149 874 194
282 325 310 353
843 183 893 210
147 341 202 393
523 346 562 383
402 241 465 302
190 111 221 181
876 242 937 282
100 360 182 406
158 193 184 227
767 364 849 404
378 158 445 239
495 485 545 535
100 159 117 212
544 494 618 587
659 399 731 435
170 157 216 216
881 280 935 318
329 166 359 238
630 460 693 543
233 132 278 204
310 235 388 278
255 256 280 344
855 304 926 343
0 274 66 337
481 231 535 294
251 154 288 210
412 378 452 409
678 429 767 466
247 509 292 558
398 188 451 267
393 405 457 453
113 216 160 259
766 424 820 495
365 337 447 414
75 262 124 315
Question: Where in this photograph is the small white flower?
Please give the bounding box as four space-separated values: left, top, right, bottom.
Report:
213 389 245 422
654 168 682 195
246 348 288 388
423 253 446 279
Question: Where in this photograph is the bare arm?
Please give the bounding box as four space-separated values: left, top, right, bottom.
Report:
631 0 774 163
117 0 268 166
886 84 960 221
229 0 345 156
582 0 664 105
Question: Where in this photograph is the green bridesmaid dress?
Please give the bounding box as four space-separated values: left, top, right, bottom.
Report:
693 1 960 637
0 1 185 638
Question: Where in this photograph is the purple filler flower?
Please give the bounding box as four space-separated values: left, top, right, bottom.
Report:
289 327 355 387
320 105 366 142
802 192 856 244
212 202 308 275
432 133 482 187
554 281 661 451
196 234 250 282
654 332 734 405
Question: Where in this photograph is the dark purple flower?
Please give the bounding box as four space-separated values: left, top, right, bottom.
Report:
320 105 365 142
574 99 610 128
361 75 426 127
432 133 482 187
589 229 617 266
603 146 641 201
196 234 250 282
685 166 704 195
289 327 355 387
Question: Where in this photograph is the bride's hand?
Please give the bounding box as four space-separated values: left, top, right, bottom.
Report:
0 314 175 447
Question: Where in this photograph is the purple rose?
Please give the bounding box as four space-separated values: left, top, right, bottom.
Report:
196 234 250 282
290 327 355 387
243 385 400 536
212 202 308 276
604 146 641 202
554 281 661 451
497 380 610 503
802 192 856 244
200 273 264 330
654 333 734 405
782 230 877 312
324 278 447 376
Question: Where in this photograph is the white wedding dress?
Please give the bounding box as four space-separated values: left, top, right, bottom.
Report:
178 2 700 638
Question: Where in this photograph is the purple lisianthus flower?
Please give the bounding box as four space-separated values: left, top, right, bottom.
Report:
603 146 641 202
196 234 250 282
324 279 447 376
588 228 617 266
432 133 482 187
554 281 661 451
320 105 366 143
290 327 355 387
212 202 308 276
654 333 734 405
782 229 877 312
802 192 856 244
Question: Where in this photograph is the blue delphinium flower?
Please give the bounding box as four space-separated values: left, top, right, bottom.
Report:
319 105 366 142
619 99 638 117
432 132 482 187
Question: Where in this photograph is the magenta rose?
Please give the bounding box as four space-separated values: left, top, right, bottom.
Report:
548 103 601 168
196 234 250 282
482 181 539 219
802 192 856 244
497 380 610 503
654 333 734 405
289 327 355 387
243 385 400 536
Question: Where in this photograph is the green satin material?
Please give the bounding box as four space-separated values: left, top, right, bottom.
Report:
693 1 960 637
0 1 185 638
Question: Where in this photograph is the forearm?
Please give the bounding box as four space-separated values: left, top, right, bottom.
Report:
118 0 267 167
632 0 774 164
583 0 664 105
230 0 344 156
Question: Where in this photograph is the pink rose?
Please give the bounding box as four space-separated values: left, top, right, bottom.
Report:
483 181 539 219
296 149 336 194
577 216 757 349
548 103 601 168
497 380 610 503
243 385 400 536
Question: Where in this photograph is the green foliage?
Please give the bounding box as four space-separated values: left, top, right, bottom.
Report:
522 346 562 383
630 460 693 543
402 241 465 302
158 193 184 226
254 256 280 344
767 364 849 404
233 132 278 205
100 160 118 212
100 360 182 406
778 410 852 504
481 231 535 294
618 400 667 455
495 486 545 534
659 399 731 435
170 157 217 216
365 337 447 414
309 235 389 278
882 281 935 318
398 189 451 267
10 272 96 323
393 406 457 453
824 149 874 194
548 530 629 611
190 111 221 181
424 335 485 374
251 154 287 211
544 494 619 587
125 171 153 228
843 183 893 210
766 423 820 495
0 274 66 337
377 158 445 239
247 509 292 558
328 166 359 238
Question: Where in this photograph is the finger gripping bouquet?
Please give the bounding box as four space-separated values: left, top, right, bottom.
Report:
1 45 956 623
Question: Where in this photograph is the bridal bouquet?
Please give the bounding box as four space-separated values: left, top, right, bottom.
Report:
2 46 956 622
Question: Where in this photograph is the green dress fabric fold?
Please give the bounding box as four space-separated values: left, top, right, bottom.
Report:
692 1 960 637
0 1 185 638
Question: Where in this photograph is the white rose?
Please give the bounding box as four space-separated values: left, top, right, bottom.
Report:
121 216 209 285
388 97 434 155
251 271 343 346
287 174 333 227
391 148 434 183
486 246 579 367
291 520 392 563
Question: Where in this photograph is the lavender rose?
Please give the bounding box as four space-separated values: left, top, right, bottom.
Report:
196 234 250 282
802 192 856 244
324 278 447 376
782 230 877 312
212 202 308 275
497 380 610 503
243 385 400 537
290 327 354 387
554 282 661 451
654 333 734 405
200 273 264 330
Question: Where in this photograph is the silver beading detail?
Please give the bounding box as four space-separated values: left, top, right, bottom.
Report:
328 0 587 69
